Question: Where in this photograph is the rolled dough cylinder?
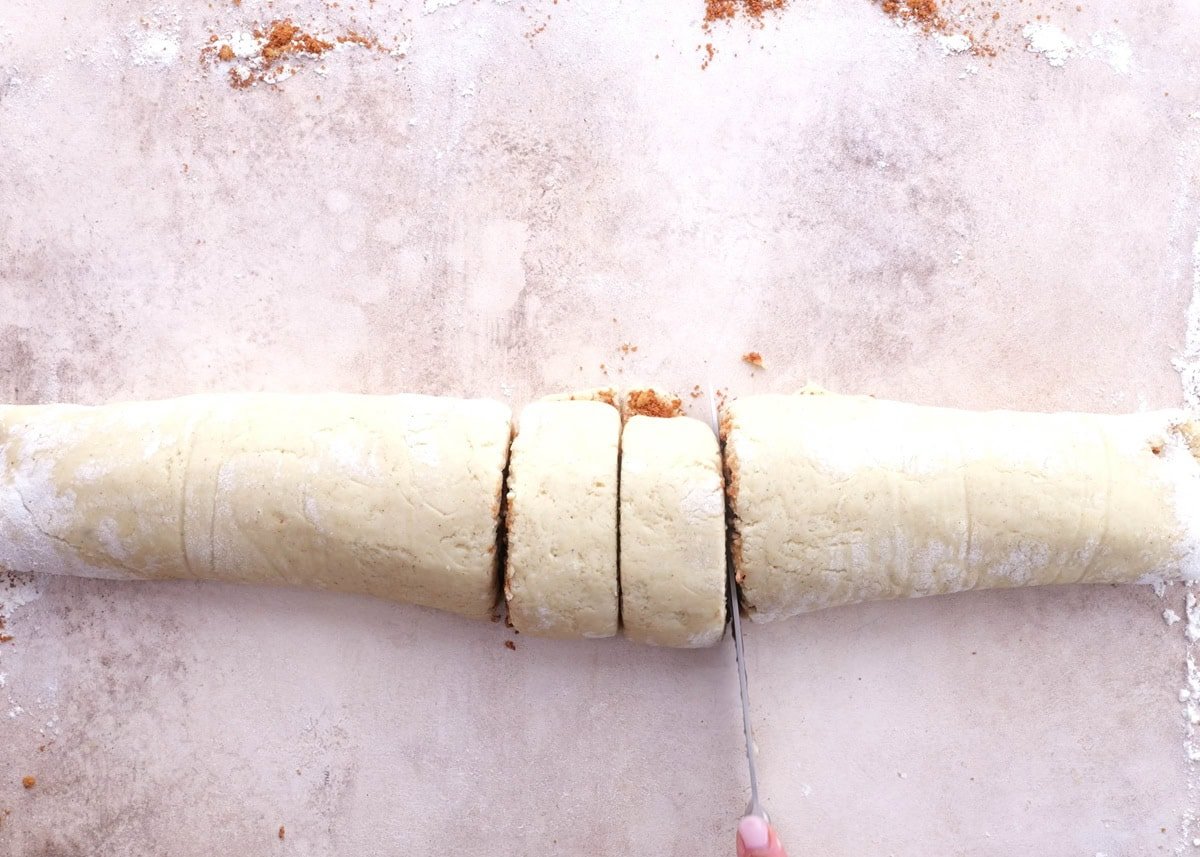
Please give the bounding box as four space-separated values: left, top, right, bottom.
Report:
0 393 512 619
723 389 1200 622
620 406 726 648
504 398 620 638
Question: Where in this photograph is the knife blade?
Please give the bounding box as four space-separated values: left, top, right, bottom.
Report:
706 384 768 822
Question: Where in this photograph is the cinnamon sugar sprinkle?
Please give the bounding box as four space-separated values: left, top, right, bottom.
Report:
698 0 1066 60
201 18 399 89
704 0 788 26
625 389 684 419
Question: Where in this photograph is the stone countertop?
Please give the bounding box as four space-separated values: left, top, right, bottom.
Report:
1 0 1198 853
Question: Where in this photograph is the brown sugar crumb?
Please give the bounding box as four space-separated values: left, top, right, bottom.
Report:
619 342 638 355
337 30 383 51
278 825 285 840
504 640 517 651
263 19 333 63
689 384 703 399
742 351 765 369
625 388 683 419
21 776 35 790
704 0 787 26
879 0 946 31
205 17 393 89
1181 423 1200 463
0 634 13 644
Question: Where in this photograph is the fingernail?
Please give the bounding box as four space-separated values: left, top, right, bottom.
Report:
738 815 770 851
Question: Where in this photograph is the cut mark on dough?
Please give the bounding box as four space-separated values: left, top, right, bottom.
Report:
615 418 624 631
493 423 515 621
706 381 736 634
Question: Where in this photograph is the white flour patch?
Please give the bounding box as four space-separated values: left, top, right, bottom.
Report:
1021 23 1134 74
1167 609 1183 626
127 8 183 68
1022 22 1076 67
228 31 262 60
1089 29 1132 75
131 31 181 66
936 33 972 56
0 572 45 625
0 573 44 716
1178 584 1200 849
424 0 464 11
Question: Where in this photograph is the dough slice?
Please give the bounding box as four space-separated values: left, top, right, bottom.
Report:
504 398 620 638
723 389 1200 621
620 393 726 648
0 393 512 619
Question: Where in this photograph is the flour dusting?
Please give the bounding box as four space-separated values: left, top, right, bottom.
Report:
128 8 183 68
936 33 972 56
1178 583 1200 850
1089 29 1132 75
1022 23 1076 68
0 572 44 626
131 31 181 66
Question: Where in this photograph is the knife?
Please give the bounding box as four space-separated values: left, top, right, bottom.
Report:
706 384 769 823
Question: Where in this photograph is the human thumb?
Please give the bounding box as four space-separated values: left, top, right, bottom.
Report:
736 815 788 857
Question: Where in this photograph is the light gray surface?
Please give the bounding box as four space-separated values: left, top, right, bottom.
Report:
2 0 1199 853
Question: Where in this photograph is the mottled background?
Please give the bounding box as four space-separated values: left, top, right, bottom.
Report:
1 0 1199 854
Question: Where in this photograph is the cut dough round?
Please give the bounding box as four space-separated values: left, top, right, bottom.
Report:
504 399 620 638
0 393 512 619
620 412 726 647
723 389 1200 622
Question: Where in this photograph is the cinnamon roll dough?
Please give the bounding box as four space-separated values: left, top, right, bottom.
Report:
620 409 726 647
0 393 512 619
723 389 1200 622
504 398 620 639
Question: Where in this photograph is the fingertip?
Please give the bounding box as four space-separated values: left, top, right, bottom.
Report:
737 815 769 852
737 815 787 857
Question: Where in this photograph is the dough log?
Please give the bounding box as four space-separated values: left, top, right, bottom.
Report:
0 393 512 619
619 389 726 647
504 398 620 639
723 389 1200 622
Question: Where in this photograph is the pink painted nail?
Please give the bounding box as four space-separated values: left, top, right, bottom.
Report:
738 815 770 851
